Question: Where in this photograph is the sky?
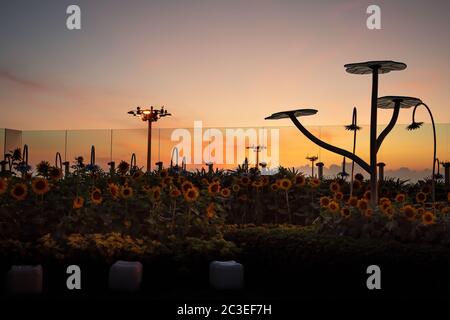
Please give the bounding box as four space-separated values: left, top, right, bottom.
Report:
0 0 449 174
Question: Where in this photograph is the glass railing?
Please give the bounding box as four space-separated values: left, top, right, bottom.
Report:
1 123 449 181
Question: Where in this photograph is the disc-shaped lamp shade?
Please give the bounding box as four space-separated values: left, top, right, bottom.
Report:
377 96 422 109
265 108 317 120
344 60 407 75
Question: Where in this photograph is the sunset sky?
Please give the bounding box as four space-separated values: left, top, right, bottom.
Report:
0 0 449 174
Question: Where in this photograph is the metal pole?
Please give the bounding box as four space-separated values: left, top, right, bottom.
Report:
370 67 379 207
147 120 152 172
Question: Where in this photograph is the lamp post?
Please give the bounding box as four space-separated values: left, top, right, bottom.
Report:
128 106 171 172
306 155 319 177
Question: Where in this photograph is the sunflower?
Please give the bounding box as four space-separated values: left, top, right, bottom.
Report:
416 192 427 203
170 188 181 199
294 175 306 186
120 185 133 199
11 183 28 201
177 176 186 184
341 207 351 219
347 196 358 207
357 199 369 211
90 188 103 205
395 193 406 203
150 186 161 202
31 178 50 195
184 187 199 202
49 167 63 180
417 207 425 216
160 176 172 187
422 211 435 225
252 180 263 189
270 183 279 192
232 184 240 193
279 178 292 191
201 178 209 185
364 208 373 218
108 183 120 199
334 191 344 201
261 176 269 186
0 178 8 195
72 196 84 209
309 178 320 188
363 190 371 200
320 196 331 208
329 181 340 193
403 205 416 221
206 203 215 219
181 181 194 193
379 197 391 205
240 176 251 186
327 201 340 214
352 179 362 190
441 207 450 215
208 182 221 195
354 173 364 182
383 207 394 218
379 202 391 214
220 188 231 198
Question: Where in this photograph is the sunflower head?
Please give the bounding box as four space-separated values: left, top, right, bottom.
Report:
416 192 427 203
184 187 199 203
73 196 84 209
182 181 194 193
403 205 416 221
348 196 358 207
208 182 221 195
220 188 231 198
341 207 351 218
294 175 306 186
150 186 161 202
357 199 369 211
11 183 28 201
309 178 321 188
327 201 340 214
32 178 50 195
90 188 103 205
170 188 181 198
240 176 250 186
422 211 435 225
395 193 406 203
334 191 344 201
364 208 374 218
330 181 341 193
270 183 279 192
120 185 133 199
232 184 240 193
407 121 424 131
320 196 331 208
279 178 292 191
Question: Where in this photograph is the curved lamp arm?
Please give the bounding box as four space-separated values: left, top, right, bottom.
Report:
376 102 401 153
289 113 371 173
411 102 437 205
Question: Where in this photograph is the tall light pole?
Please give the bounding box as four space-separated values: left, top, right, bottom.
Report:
128 106 171 172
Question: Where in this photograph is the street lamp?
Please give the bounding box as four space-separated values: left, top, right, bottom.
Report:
128 106 171 172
